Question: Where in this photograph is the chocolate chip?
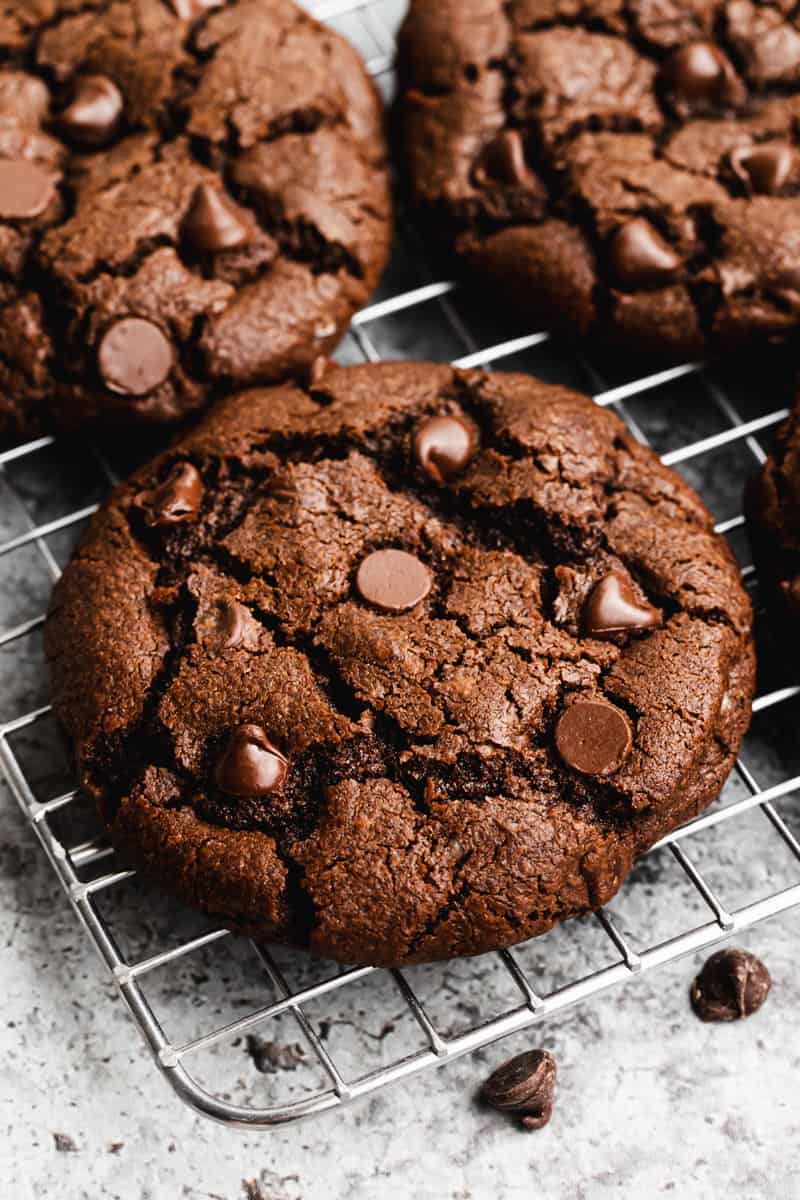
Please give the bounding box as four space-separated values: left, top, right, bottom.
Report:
474 130 533 188
730 142 797 196
555 697 633 777
214 724 289 797
97 317 174 395
182 183 252 254
414 414 475 483
690 948 772 1022
583 572 661 639
0 159 55 220
355 549 432 613
57 75 123 147
662 42 741 113
135 462 203 527
197 599 251 649
169 0 224 17
481 1050 557 1131
609 219 682 290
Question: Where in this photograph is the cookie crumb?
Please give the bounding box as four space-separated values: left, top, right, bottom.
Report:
245 1034 306 1074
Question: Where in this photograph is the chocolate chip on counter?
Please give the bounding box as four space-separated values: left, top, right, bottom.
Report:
135 462 203 527
730 143 797 196
608 219 682 290
481 1050 557 1131
583 572 661 639
0 160 55 220
97 317 174 396
661 42 742 113
56 75 123 147
182 183 252 254
355 549 432 612
473 130 533 188
690 948 772 1022
555 697 633 777
214 724 289 797
414 414 475 483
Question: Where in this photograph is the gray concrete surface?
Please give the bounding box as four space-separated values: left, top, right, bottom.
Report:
2 3 800 1196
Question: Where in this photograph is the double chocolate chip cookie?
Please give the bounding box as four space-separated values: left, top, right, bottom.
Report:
0 0 390 444
746 393 800 633
46 362 755 966
399 0 800 360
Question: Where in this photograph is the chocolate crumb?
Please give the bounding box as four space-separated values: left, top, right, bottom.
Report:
481 1049 557 1131
690 947 772 1022
52 1132 78 1153
107 1142 124 1155
245 1034 306 1073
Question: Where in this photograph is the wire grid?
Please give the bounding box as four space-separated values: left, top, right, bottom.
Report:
2 0 800 1130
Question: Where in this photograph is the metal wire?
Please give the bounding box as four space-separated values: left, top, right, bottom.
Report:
2 0 800 1129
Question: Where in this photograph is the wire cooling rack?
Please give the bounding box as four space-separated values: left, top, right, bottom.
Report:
3 0 800 1130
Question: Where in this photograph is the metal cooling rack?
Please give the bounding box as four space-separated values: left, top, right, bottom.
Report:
3 0 800 1129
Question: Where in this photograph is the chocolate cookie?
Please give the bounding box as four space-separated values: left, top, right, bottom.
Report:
746 393 800 629
0 0 390 444
46 362 755 966
398 0 800 360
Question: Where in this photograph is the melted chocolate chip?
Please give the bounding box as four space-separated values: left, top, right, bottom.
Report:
414 414 475 483
609 219 682 290
481 1050 557 1131
97 317 174 395
730 142 797 196
690 948 771 1022
214 724 288 797
356 549 432 612
0 160 55 220
554 697 633 777
197 599 251 649
135 462 203 527
57 75 123 147
182 183 252 254
474 130 533 188
662 42 741 113
583 572 661 639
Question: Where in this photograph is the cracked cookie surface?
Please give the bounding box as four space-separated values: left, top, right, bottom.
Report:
0 0 390 444
46 361 755 966
398 0 800 360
